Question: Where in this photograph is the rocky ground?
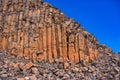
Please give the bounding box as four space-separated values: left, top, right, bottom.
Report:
0 51 120 80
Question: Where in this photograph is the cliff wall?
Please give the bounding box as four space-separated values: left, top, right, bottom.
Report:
0 0 112 63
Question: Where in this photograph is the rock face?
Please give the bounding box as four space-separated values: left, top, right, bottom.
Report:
0 0 111 63
0 0 119 80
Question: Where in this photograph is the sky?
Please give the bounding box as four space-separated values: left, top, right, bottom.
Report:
44 0 120 53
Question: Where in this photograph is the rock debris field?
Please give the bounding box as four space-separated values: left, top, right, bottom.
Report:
0 51 120 80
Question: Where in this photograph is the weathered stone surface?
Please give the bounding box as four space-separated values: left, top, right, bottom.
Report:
0 74 8 78
0 0 104 63
31 67 39 75
22 62 33 72
64 62 69 69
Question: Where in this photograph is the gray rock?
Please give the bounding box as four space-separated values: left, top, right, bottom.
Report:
58 62 64 69
31 67 39 75
0 74 8 78
63 74 70 78
81 67 88 72
71 67 79 73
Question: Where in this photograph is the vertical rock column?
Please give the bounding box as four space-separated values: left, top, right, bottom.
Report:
37 6 47 61
68 34 75 61
2 15 8 50
2 23 8 51
94 49 98 59
74 34 79 62
42 23 47 61
37 24 44 60
23 33 29 60
88 48 94 61
47 25 53 62
78 33 88 62
23 21 29 59
8 14 19 56
2 36 7 50
27 24 39 62
61 24 68 61
88 38 98 61
17 30 24 57
0 13 2 50
32 24 40 62
51 24 57 59
57 24 63 60
0 33 2 50
17 11 24 57
89 47 98 61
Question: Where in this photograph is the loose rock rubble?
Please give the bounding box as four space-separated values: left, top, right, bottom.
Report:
0 51 120 80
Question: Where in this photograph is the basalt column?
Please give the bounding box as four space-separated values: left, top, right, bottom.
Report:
17 30 24 57
68 34 75 61
47 25 53 62
0 33 2 50
9 14 19 56
0 0 102 63
78 33 89 62
40 23 47 61
61 24 68 61
57 24 63 60
74 34 80 62
51 24 57 59
23 21 29 60
0 13 2 50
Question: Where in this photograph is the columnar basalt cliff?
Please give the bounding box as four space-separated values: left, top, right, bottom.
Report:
0 0 112 63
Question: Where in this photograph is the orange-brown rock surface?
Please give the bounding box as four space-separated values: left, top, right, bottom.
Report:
0 0 111 63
